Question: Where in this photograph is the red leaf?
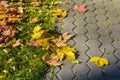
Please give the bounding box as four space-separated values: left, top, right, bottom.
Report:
73 5 87 12
28 40 40 47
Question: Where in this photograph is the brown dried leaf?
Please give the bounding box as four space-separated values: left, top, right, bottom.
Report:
42 53 61 66
62 32 73 42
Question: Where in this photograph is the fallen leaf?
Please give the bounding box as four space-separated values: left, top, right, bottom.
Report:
56 46 76 61
0 1 9 8
62 32 73 42
18 6 23 14
52 37 67 47
13 39 21 48
73 4 87 12
90 57 109 67
42 53 61 66
51 9 67 18
28 40 39 47
30 17 39 23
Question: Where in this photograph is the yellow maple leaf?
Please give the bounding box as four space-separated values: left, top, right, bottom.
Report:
36 39 50 50
31 25 47 39
56 46 76 61
90 57 109 67
51 9 67 18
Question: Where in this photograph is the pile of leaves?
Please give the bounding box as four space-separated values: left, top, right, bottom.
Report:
0 0 77 80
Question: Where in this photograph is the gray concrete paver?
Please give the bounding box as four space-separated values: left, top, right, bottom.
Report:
46 0 120 80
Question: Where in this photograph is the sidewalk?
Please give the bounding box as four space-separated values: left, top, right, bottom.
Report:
46 0 120 80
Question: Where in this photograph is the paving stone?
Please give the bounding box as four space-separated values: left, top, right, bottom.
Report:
115 50 120 59
86 48 102 57
84 1 94 6
113 40 120 49
117 61 120 68
67 39 76 46
74 34 88 43
77 53 90 62
74 43 88 55
100 44 115 54
86 30 100 39
62 17 74 23
86 39 101 48
73 75 89 80
87 62 107 80
86 23 99 31
108 17 120 24
74 12 86 20
94 3 104 9
73 63 90 76
98 28 110 36
85 11 96 18
61 29 75 35
61 60 75 69
97 20 109 27
74 19 86 26
87 5 95 12
99 36 113 44
57 68 74 80
94 9 106 14
106 12 117 19
110 24 120 32
103 54 118 64
103 65 120 77
75 0 85 4
96 14 107 21
62 22 75 30
73 26 87 34
107 77 120 80
111 32 120 39
85 17 97 24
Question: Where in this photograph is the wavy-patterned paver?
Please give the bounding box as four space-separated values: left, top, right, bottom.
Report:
46 0 120 80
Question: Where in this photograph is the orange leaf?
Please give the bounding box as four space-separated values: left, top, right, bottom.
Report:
73 5 87 12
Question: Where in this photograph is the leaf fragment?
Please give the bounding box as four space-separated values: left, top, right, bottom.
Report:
90 57 109 67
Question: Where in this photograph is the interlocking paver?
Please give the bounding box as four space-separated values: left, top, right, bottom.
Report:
86 39 101 48
103 54 118 64
73 25 87 34
99 36 113 44
86 30 100 39
73 75 89 80
86 23 99 31
107 77 120 80
48 0 120 80
96 14 107 21
113 40 120 49
103 65 120 77
57 68 74 80
100 44 115 54
85 12 96 18
85 17 97 24
77 53 90 63
73 63 90 76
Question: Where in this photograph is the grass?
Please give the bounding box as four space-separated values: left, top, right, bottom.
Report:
0 0 59 80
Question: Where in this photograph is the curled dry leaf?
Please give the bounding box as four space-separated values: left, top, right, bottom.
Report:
73 4 87 12
42 53 61 66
